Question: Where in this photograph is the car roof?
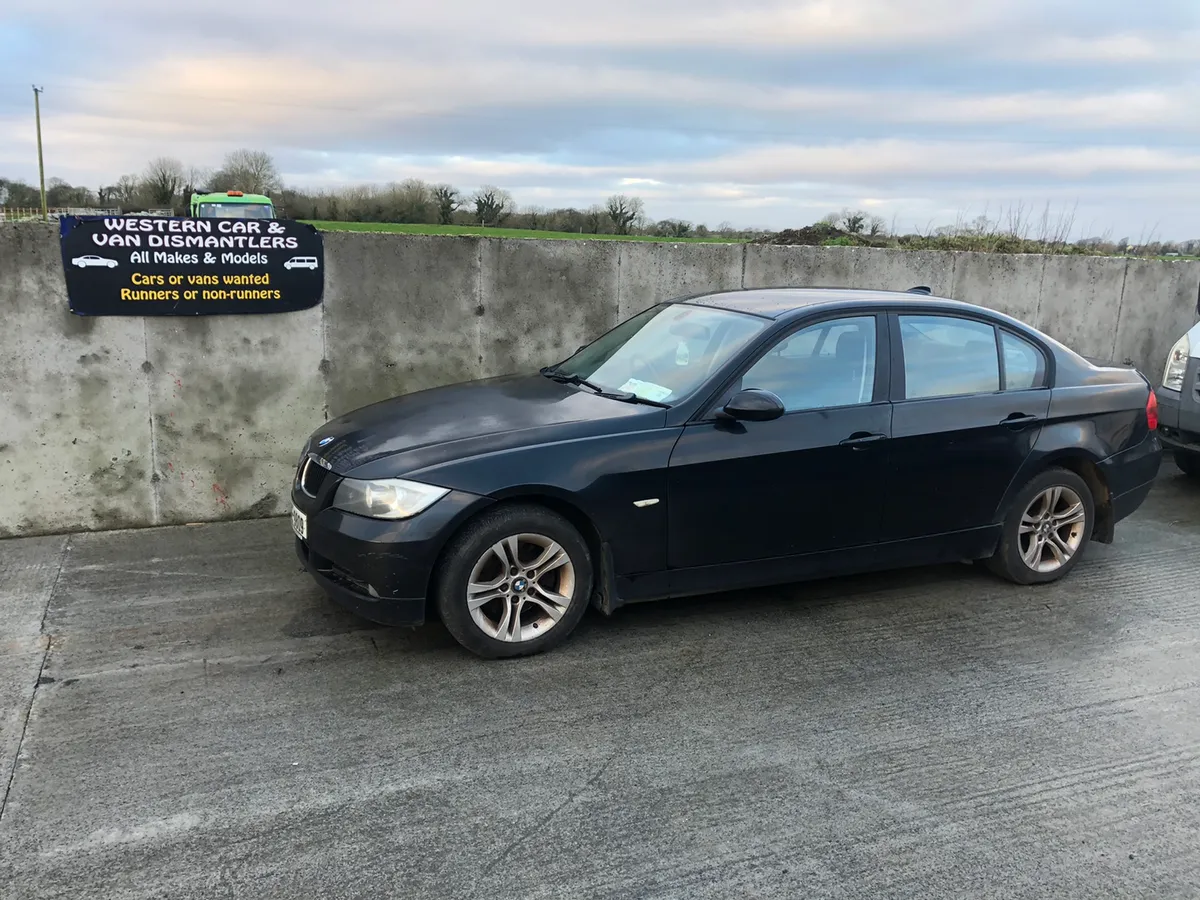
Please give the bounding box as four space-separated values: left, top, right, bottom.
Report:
679 287 989 320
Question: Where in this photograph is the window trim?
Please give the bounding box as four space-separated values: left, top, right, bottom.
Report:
696 311 890 421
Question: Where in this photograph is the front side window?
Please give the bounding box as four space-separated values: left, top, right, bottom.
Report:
900 315 1000 400
553 303 767 404
741 316 877 412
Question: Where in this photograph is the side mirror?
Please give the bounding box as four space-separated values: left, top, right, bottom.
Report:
719 389 785 422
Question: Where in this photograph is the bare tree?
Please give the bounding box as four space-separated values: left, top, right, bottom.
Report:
141 157 185 206
111 174 143 206
605 194 644 234
472 185 514 226
432 184 460 225
45 177 95 208
585 205 605 234
181 164 210 203
866 215 887 237
389 178 433 223
209 149 281 194
655 219 692 238
841 210 866 234
524 205 548 231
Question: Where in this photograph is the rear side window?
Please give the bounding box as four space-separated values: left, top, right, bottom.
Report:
899 315 1000 399
1001 331 1047 390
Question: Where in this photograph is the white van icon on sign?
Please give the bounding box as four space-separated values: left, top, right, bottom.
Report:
283 256 319 270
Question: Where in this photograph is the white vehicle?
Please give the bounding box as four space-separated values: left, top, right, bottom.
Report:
284 256 319 270
71 255 118 268
1154 319 1200 476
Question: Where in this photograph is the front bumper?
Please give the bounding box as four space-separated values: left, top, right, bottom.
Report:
1154 382 1200 456
293 479 491 627
296 538 427 626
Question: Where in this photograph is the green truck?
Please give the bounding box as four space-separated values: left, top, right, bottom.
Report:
189 190 276 219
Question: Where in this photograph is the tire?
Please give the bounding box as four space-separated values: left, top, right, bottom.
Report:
986 468 1095 586
1174 451 1200 479
434 503 593 659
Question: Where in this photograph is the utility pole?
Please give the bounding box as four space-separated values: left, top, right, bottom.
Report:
33 85 47 221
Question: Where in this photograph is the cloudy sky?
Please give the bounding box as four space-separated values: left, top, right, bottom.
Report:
2 0 1199 237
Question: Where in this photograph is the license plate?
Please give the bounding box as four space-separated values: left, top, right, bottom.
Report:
291 505 307 540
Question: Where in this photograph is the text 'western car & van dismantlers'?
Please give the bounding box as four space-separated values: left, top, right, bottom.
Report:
91 217 300 249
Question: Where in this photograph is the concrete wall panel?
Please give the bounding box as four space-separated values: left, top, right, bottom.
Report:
145 309 324 525
1113 260 1200 378
743 245 856 290
479 239 620 376
616 242 744 320
323 233 482 418
850 249 955 297
1036 256 1128 359
950 252 1045 324
0 226 153 537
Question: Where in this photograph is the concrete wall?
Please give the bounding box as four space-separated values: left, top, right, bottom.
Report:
3 225 1199 537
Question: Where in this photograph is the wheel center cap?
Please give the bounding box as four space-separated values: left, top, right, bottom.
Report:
512 577 528 593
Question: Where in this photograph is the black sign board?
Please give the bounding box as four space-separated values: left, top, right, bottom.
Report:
60 215 324 315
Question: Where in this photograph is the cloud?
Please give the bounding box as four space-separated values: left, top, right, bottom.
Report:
1027 30 1200 61
2 0 1199 237
668 139 1200 184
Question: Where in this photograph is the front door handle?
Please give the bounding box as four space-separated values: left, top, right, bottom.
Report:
840 431 887 447
1001 413 1039 428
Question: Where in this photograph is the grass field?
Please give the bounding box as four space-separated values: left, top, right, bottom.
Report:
301 220 743 243
299 220 1197 260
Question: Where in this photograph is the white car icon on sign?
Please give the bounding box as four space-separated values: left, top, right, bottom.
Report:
283 256 319 270
72 255 118 268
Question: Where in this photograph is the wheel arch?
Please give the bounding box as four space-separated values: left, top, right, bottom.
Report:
425 486 615 622
998 449 1114 544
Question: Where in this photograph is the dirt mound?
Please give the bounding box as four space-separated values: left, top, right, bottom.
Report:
753 224 885 247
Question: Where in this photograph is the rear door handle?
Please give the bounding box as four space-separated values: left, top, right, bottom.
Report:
840 431 887 447
1001 413 1039 428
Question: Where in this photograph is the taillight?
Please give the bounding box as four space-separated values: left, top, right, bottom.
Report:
1146 390 1159 431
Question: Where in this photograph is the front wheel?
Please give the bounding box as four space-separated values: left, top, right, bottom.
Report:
434 504 593 658
987 468 1095 585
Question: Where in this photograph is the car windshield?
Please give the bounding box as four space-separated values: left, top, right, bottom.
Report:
197 203 275 219
550 303 767 404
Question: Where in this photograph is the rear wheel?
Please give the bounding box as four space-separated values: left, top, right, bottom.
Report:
987 468 1094 585
434 504 593 658
1174 451 1200 479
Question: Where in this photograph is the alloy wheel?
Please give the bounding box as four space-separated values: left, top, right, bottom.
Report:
466 533 576 642
1018 485 1087 573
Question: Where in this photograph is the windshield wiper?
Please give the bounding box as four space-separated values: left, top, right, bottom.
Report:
540 366 606 394
540 367 670 408
603 391 671 409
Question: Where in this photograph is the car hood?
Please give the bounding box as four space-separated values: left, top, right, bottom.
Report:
304 373 660 479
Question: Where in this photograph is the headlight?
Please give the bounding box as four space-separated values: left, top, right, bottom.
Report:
332 477 449 520
1163 334 1190 391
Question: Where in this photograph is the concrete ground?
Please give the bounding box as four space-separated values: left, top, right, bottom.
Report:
3 468 1200 900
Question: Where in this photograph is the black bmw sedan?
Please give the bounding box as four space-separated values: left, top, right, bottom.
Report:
292 287 1161 658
